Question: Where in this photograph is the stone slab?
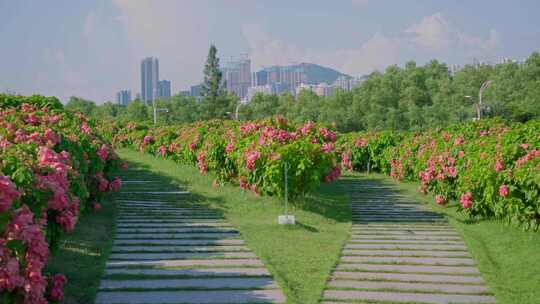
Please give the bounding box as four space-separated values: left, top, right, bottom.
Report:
107 258 264 268
351 231 459 236
100 277 277 290
122 191 190 195
116 228 237 234
332 271 485 284
111 246 250 253
328 279 488 294
323 290 495 304
113 239 244 246
105 267 271 277
351 235 461 241
336 263 480 274
342 249 471 258
115 233 239 239
117 223 232 228
346 244 467 251
348 239 464 245
341 256 476 266
109 252 256 260
95 290 286 304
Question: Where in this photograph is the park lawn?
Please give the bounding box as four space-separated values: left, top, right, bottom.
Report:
350 172 540 304
116 148 351 304
45 191 118 303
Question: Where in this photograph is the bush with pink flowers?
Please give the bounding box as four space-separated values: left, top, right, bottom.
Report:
0 94 122 303
338 118 540 230
112 117 340 198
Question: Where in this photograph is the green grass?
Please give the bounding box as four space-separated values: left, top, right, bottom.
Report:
116 148 351 303
350 172 540 304
45 192 118 303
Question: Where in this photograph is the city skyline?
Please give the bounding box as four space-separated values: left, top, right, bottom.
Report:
1 1 540 103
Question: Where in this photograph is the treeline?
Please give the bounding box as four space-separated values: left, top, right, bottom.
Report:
69 52 540 132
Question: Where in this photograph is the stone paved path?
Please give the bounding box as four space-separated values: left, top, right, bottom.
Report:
95 169 285 304
322 178 496 304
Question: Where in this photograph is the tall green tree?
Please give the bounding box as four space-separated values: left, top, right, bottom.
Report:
201 44 226 119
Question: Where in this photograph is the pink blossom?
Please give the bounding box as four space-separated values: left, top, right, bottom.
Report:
454 136 464 146
246 150 261 171
158 145 167 156
499 185 509 197
239 177 248 189
143 135 153 145
458 150 465 158
92 202 102 211
495 158 504 172
97 144 109 162
225 142 235 153
520 143 529 150
311 137 318 144
319 127 337 142
26 114 38 125
435 195 446 205
300 122 315 135
0 175 20 212
354 138 368 148
321 143 334 153
109 177 122 192
44 129 60 145
95 172 109 192
324 166 341 182
48 274 67 302
197 152 208 174
80 123 92 135
460 192 473 209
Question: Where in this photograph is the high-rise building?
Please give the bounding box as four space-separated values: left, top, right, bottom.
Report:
141 57 159 105
223 56 251 99
157 80 171 98
190 84 203 99
116 90 131 106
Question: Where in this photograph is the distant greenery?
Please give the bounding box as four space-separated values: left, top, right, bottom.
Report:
69 51 540 131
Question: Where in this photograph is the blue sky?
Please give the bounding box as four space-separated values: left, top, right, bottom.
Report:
1 0 539 103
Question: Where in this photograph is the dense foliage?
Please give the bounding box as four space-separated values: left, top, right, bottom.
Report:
110 117 340 198
71 52 540 132
338 119 540 230
0 94 123 303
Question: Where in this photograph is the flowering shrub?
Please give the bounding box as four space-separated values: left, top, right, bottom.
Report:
112 116 340 198
338 118 540 230
0 94 122 303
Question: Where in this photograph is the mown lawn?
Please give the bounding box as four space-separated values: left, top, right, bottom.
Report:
350 172 540 304
45 191 118 303
115 148 351 303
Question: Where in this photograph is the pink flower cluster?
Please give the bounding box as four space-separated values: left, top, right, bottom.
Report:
95 172 109 192
319 127 337 142
515 149 540 167
321 143 334 153
1 206 50 304
435 195 446 205
324 166 341 182
341 150 353 171
97 144 110 162
197 152 208 174
499 184 509 197
0 175 20 212
460 192 473 209
246 150 261 171
109 177 122 192
143 135 153 145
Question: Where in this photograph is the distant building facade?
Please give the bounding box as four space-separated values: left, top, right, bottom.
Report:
223 57 251 99
190 84 204 98
141 57 159 105
116 90 131 106
157 80 171 98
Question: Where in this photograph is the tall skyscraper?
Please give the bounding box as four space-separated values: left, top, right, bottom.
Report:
157 80 171 98
141 57 159 105
116 90 131 106
223 56 251 99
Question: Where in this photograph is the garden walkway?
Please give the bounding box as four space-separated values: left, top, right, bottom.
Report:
322 178 496 304
95 169 285 304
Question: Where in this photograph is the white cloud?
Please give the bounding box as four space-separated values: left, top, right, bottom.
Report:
242 13 501 77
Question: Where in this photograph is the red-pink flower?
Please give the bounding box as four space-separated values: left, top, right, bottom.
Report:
499 185 509 197
48 274 67 302
92 202 102 211
460 192 473 209
0 175 20 212
321 143 334 153
495 158 504 172
97 144 109 162
246 150 261 171
109 177 122 192
143 135 153 145
435 195 446 205
520 143 529 150
44 129 60 145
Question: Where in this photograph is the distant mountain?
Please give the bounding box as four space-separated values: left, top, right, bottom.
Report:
296 63 352 84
